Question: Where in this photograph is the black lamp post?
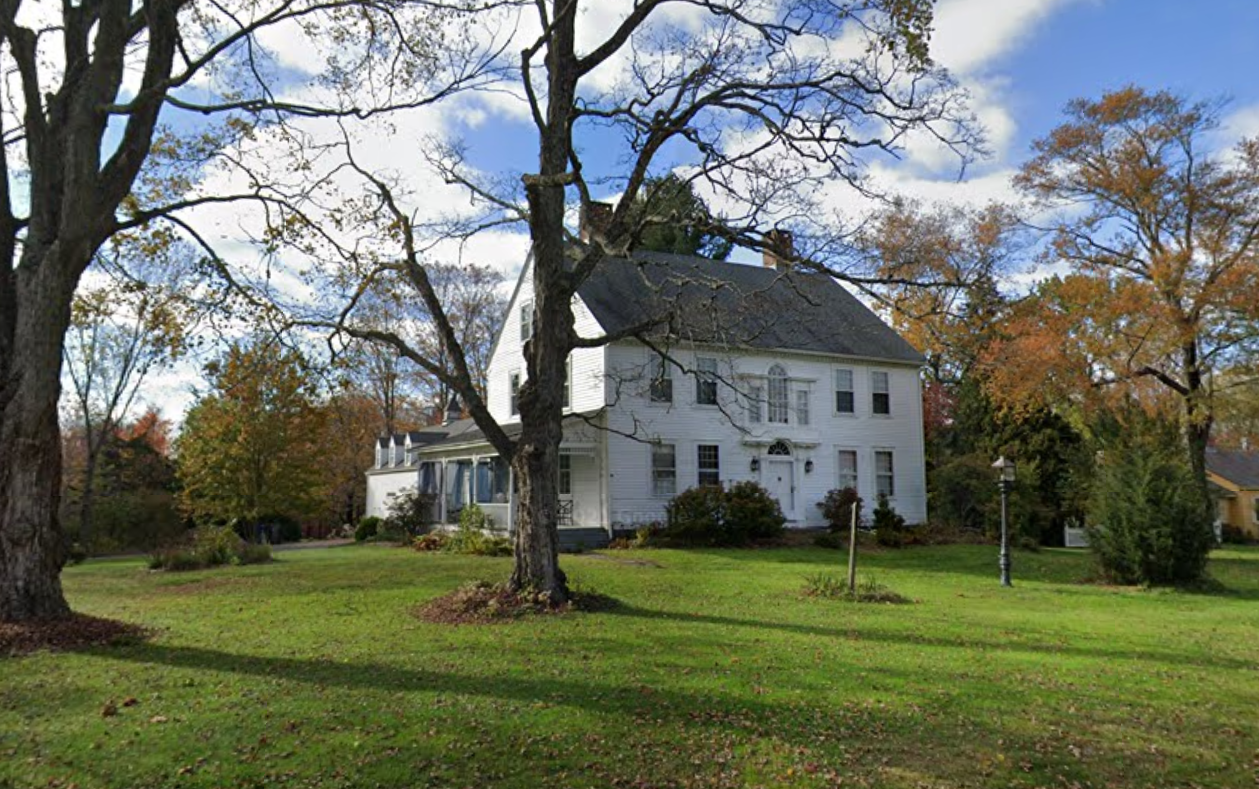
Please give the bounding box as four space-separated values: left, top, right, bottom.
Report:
992 455 1016 587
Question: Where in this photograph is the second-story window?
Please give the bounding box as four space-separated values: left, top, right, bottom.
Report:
767 364 789 423
746 385 763 423
835 368 855 414
520 300 533 343
796 390 810 426
649 353 673 403
696 357 718 405
872 371 890 415
509 372 521 416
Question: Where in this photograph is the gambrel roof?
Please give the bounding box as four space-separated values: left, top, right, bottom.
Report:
575 251 924 364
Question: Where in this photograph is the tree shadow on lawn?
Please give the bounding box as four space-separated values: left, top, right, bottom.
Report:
600 603 1259 673
87 630 1255 788
98 641 925 741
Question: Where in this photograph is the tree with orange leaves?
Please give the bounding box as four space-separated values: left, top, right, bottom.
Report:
993 87 1259 503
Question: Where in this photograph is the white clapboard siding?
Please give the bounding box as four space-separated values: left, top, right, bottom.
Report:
485 257 608 424
364 467 419 520
602 341 927 527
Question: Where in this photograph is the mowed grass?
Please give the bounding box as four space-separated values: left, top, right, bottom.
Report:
3 544 1259 789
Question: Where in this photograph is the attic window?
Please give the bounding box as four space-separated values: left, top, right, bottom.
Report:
520 301 534 343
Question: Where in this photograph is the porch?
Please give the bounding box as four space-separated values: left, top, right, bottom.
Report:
416 442 608 537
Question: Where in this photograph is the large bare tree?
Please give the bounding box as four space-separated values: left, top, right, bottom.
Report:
297 0 978 603
0 0 500 621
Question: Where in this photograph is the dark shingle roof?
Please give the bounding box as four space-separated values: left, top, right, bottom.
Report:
1207 448 1259 489
575 251 923 364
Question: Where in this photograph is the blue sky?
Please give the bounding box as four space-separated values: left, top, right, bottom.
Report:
449 0 1259 209
140 0 1259 420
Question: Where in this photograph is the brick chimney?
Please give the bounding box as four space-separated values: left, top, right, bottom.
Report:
580 201 614 242
762 229 794 270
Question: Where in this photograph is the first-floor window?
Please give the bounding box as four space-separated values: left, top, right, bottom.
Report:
558 454 572 496
875 450 895 499
838 450 858 491
652 444 677 497
697 444 720 487
509 372 521 415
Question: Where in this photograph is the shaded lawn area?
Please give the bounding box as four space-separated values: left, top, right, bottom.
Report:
3 544 1258 788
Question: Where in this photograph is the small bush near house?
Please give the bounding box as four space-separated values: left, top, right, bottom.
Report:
355 516 382 542
873 495 910 548
664 486 727 544
633 523 666 548
412 532 451 552
724 481 787 542
385 490 438 536
445 505 512 556
664 483 785 546
1087 441 1215 585
820 487 863 533
148 526 272 571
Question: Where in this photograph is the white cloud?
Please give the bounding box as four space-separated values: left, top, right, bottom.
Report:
930 0 1089 76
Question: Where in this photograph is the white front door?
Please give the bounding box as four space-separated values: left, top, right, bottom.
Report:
764 459 795 519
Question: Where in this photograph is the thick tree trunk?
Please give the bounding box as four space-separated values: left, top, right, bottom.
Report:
501 0 582 604
1181 341 1214 516
509 434 567 604
0 256 78 621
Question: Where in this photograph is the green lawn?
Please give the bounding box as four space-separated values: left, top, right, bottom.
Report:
3 544 1258 789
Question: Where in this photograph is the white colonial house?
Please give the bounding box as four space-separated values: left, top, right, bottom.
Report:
365 242 927 547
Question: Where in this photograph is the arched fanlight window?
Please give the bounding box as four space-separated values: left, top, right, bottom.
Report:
767 364 789 423
767 440 792 456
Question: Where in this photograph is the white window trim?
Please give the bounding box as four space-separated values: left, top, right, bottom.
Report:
837 447 859 492
871 370 892 418
834 366 857 417
509 370 522 416
874 448 896 500
697 443 721 487
651 442 678 498
695 356 719 407
648 351 674 405
520 300 533 343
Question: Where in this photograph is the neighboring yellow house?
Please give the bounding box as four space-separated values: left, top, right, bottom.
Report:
1207 449 1259 540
